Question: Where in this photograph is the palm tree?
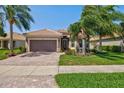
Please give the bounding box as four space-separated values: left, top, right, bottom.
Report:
0 6 6 36
2 5 34 54
68 22 87 54
68 22 81 53
68 22 81 41
0 17 5 36
120 22 124 39
80 6 97 51
80 5 124 48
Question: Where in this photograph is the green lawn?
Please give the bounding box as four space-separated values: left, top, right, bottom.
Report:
0 48 22 60
55 73 124 88
59 52 124 65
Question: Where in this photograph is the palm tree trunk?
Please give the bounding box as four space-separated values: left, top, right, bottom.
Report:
99 35 102 47
87 35 90 53
9 23 13 54
82 39 86 55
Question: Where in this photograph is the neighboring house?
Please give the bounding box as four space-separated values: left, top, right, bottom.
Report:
25 29 71 52
90 34 123 49
0 32 25 49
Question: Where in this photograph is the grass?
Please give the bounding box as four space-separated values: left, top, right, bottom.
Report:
55 73 124 88
59 52 124 65
0 48 22 60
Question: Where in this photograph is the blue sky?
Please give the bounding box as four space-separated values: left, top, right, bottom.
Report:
5 5 124 33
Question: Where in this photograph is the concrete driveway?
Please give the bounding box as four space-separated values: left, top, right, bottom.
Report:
0 52 60 88
2 52 124 87
0 52 60 66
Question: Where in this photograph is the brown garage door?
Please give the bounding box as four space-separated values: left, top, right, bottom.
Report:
30 40 57 52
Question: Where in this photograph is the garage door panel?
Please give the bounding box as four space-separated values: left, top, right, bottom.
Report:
30 40 57 52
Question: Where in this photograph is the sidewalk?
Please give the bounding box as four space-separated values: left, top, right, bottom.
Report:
1 65 124 87
1 65 124 76
59 65 124 73
0 66 58 88
0 66 58 76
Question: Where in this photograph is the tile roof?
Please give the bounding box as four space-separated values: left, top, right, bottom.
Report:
0 32 25 41
90 33 121 41
57 29 70 35
26 29 62 38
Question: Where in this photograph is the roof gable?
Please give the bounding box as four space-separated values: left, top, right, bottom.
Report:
26 29 62 38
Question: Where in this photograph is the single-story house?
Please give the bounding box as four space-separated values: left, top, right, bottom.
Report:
0 32 25 49
25 29 71 52
1 29 123 52
90 34 123 49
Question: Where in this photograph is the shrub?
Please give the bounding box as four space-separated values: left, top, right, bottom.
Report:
99 46 110 51
99 46 121 52
106 46 111 51
61 48 66 52
65 48 76 55
19 46 26 53
112 46 121 52
90 49 97 53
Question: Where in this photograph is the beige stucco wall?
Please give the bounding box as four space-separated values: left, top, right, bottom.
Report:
68 39 122 50
0 40 25 49
90 39 122 49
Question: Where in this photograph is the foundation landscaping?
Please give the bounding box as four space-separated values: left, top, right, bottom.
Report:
0 47 26 60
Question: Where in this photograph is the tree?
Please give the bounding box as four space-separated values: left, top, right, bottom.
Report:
2 5 34 54
80 6 97 51
80 5 124 48
118 22 124 40
68 22 87 55
0 6 6 36
68 22 81 41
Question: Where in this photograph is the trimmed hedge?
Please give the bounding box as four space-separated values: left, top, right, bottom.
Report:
100 46 121 52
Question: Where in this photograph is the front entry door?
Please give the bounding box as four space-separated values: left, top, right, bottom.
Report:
61 36 69 51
